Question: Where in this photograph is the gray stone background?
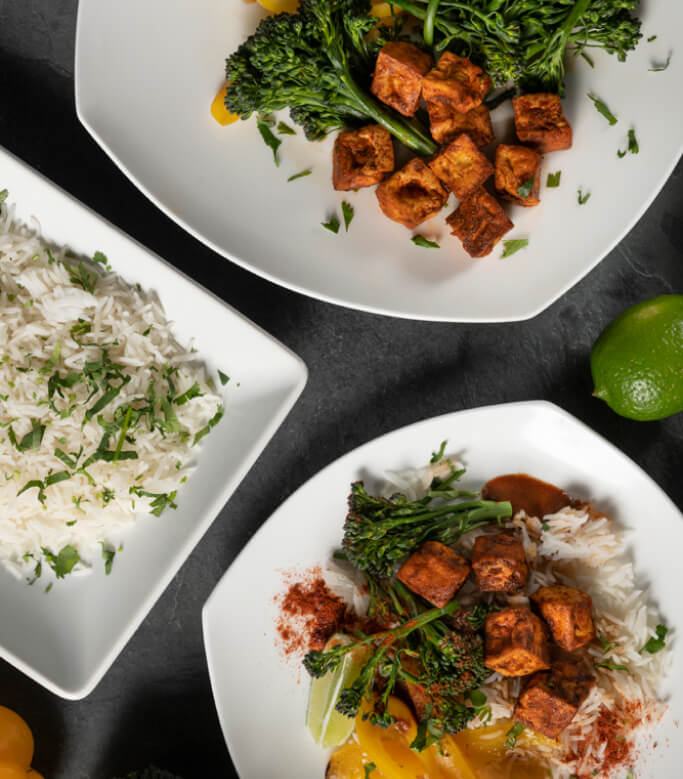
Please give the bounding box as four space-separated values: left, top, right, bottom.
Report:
0 1 681 777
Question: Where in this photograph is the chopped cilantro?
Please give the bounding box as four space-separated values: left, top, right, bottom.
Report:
649 53 672 71
364 764 377 779
322 214 340 234
276 121 296 135
640 624 667 654
193 405 223 446
174 382 203 405
0 189 8 204
648 35 657 42
93 251 108 265
287 169 312 182
580 51 594 68
546 171 561 188
430 440 447 463
598 633 613 653
42 544 80 578
256 117 282 166
342 201 354 232
588 94 618 125
542 521 549 531
411 235 440 249
218 371 230 386
504 721 525 749
578 189 591 205
100 543 116 575
67 261 98 293
501 239 529 258
9 419 45 452
595 659 629 672
517 177 535 198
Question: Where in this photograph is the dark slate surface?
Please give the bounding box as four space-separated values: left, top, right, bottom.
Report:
0 2 682 778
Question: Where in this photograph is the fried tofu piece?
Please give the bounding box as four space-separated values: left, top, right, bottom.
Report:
531 585 595 652
396 540 470 608
422 52 492 115
514 659 595 738
513 93 572 153
446 188 513 258
494 144 542 207
428 133 494 200
371 41 433 117
471 533 529 593
376 158 448 229
485 607 550 677
332 125 394 191
400 654 430 720
426 102 495 147
482 474 573 518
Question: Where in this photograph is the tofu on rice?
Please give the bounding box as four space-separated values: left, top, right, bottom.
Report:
332 124 394 191
531 585 596 652
396 540 470 608
495 143 542 207
426 102 495 148
428 133 494 201
513 93 573 153
376 158 448 229
446 187 513 258
422 52 492 114
484 607 551 677
371 41 432 117
471 532 529 593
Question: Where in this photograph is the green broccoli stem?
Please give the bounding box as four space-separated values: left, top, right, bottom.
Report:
338 69 437 155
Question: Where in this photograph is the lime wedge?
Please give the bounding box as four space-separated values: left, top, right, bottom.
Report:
306 633 366 748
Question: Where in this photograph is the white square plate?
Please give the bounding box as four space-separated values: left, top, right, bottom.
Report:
75 0 683 322
203 401 682 778
0 145 307 699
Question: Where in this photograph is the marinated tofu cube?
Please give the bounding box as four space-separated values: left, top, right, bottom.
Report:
494 144 542 207
446 188 513 258
531 585 595 651
422 52 492 114
400 654 430 720
426 102 495 148
396 540 470 608
333 125 395 191
471 533 529 593
514 659 595 738
371 41 433 117
513 93 572 153
376 158 448 229
485 607 550 677
428 133 494 201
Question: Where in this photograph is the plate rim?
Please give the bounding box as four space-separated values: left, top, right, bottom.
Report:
74 1 683 324
201 399 683 776
0 144 308 699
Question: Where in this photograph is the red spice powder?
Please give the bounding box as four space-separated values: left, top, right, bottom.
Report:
569 701 645 777
275 567 349 657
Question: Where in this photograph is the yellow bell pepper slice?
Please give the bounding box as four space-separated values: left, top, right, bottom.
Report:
370 2 403 19
211 83 240 126
256 0 299 13
327 743 390 779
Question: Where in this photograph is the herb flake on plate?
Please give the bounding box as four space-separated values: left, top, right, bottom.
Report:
411 235 440 249
322 215 340 234
588 94 618 125
256 117 282 166
501 239 529 258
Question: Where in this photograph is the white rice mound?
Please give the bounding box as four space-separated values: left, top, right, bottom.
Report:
0 195 222 579
381 460 671 778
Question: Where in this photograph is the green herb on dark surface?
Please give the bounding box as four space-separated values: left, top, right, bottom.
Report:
42 544 80 578
547 171 561 188
640 624 667 654
256 117 282 166
517 178 535 198
411 235 440 249
501 239 529 258
101 543 116 575
595 660 629 672
578 189 591 205
430 440 447 463
224 0 437 155
322 215 340 234
364 764 377 779
342 201 354 232
588 94 618 125
504 721 526 749
649 53 672 71
218 370 230 386
287 169 312 182
277 121 297 135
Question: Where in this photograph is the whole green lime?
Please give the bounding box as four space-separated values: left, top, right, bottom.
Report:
591 295 683 421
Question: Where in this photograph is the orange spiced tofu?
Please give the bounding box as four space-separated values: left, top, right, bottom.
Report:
422 52 492 114
426 102 495 148
531 585 595 652
494 144 542 207
332 125 394 191
446 188 513 258
371 41 433 117
428 133 494 200
485 607 550 677
513 93 572 152
396 541 470 608
376 158 448 229
471 533 529 593
514 659 595 738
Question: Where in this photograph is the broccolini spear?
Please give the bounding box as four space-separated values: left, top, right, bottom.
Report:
224 0 437 154
387 0 642 94
343 467 512 578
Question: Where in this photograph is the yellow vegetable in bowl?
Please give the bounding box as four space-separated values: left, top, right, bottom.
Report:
256 0 299 13
211 83 240 126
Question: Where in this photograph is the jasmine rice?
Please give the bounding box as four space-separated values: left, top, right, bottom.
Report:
0 191 223 581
